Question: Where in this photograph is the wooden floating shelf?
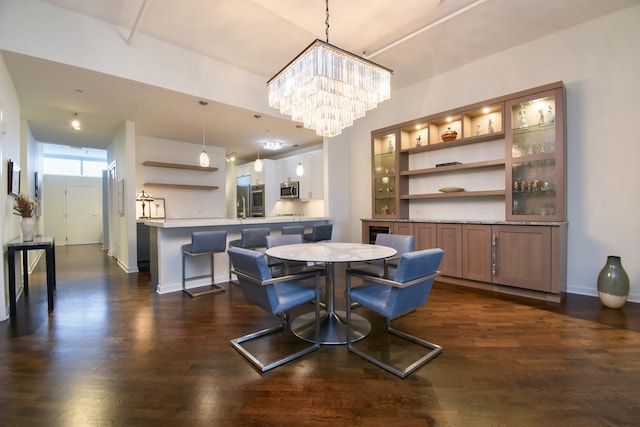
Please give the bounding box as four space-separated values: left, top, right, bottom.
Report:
143 183 218 190
401 190 505 200
143 161 218 172
400 131 505 154
401 159 506 176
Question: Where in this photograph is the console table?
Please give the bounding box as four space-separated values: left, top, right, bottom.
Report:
7 235 56 318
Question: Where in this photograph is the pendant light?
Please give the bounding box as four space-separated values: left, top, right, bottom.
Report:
254 114 263 172
71 112 81 131
199 100 210 167
295 144 304 177
295 125 304 176
254 146 263 172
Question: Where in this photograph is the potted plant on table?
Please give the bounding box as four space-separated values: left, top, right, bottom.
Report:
13 193 37 241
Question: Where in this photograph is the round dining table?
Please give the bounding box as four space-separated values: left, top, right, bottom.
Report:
266 242 397 344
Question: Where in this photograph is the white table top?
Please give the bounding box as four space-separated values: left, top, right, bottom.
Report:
266 242 396 263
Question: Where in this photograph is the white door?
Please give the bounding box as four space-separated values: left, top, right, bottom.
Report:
65 185 101 244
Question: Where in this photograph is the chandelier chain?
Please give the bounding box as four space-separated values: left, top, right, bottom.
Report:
325 0 330 43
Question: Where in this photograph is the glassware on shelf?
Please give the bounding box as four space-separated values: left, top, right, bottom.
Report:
519 108 528 128
547 105 555 124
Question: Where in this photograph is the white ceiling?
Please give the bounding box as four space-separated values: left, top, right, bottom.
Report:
3 0 638 162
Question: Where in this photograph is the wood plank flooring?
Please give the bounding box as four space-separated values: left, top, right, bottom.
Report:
1 244 639 426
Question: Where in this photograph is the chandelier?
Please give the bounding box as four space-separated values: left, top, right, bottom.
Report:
267 0 392 138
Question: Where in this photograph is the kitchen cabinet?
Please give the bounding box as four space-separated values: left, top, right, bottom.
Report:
274 149 324 200
137 222 150 271
307 151 324 199
236 163 251 178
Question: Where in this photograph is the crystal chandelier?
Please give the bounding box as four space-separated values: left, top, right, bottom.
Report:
267 0 392 138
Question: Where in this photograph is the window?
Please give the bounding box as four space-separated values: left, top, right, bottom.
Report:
42 143 107 177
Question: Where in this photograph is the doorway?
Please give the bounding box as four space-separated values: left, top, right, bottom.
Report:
65 185 101 244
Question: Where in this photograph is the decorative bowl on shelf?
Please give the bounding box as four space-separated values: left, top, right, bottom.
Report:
439 187 465 193
441 127 458 141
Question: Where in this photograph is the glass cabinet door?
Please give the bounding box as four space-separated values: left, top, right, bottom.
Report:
372 131 401 218
506 88 564 221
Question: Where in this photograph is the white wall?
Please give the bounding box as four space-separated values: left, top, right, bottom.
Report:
135 135 226 219
0 51 22 321
346 5 640 301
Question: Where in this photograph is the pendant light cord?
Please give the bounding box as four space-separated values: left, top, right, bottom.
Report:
199 100 208 150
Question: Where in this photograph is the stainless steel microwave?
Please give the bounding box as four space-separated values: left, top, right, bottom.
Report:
280 181 299 199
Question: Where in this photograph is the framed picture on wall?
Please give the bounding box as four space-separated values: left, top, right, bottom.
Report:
7 159 20 196
150 198 166 219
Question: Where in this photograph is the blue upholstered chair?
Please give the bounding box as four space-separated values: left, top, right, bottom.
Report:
266 234 303 276
303 223 333 243
228 227 271 281
346 248 444 378
182 231 228 297
348 233 415 278
281 225 305 236
266 234 326 279
228 247 321 372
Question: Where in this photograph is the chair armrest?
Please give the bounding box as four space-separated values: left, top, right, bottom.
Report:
231 269 321 286
346 269 441 288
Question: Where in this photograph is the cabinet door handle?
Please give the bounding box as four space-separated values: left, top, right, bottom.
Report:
491 234 497 275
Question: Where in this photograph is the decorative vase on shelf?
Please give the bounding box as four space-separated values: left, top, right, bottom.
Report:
21 217 35 242
597 256 630 309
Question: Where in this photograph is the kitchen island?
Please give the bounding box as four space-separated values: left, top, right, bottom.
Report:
144 217 331 294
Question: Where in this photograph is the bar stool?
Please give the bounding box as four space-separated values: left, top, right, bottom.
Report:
303 223 333 243
228 227 271 280
282 225 305 236
182 230 227 297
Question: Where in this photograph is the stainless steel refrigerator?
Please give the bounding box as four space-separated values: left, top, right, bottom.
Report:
236 175 250 218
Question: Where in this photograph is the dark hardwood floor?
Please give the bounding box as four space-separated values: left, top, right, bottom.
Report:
1 244 638 426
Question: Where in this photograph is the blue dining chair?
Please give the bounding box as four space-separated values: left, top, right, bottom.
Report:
346 248 444 378
228 227 271 281
266 234 310 276
348 233 415 278
303 223 333 243
228 247 321 373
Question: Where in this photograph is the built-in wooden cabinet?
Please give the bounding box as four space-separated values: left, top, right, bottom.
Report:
414 222 436 250
361 219 567 301
462 224 492 283
371 130 407 218
370 82 565 222
491 225 552 292
437 223 462 278
506 86 565 221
